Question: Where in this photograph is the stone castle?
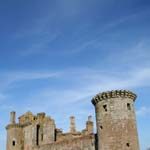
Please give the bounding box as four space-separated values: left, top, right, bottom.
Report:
6 90 140 150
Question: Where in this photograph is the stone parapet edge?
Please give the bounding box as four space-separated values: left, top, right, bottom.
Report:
6 122 32 130
6 124 22 130
91 90 137 105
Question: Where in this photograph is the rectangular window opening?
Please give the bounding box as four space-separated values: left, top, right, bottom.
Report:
127 103 131 110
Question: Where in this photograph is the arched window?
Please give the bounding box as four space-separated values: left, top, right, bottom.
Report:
103 105 107 112
12 140 15 146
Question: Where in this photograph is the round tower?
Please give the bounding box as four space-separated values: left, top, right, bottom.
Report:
92 90 140 150
6 111 23 150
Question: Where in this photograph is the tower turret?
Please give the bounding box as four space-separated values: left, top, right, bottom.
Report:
92 90 140 150
6 112 23 150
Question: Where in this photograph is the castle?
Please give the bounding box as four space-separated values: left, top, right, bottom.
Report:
6 90 140 150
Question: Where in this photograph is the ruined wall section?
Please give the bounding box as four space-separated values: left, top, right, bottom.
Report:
55 116 94 142
23 124 33 150
41 115 56 144
6 111 56 150
22 112 56 150
33 134 95 150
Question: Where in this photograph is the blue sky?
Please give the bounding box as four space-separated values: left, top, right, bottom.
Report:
0 0 150 149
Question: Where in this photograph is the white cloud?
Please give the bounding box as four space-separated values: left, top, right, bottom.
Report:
136 106 150 117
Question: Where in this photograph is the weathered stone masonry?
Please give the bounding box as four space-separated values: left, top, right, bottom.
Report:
6 90 140 150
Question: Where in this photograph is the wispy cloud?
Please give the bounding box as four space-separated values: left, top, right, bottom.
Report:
53 12 150 55
99 11 144 33
0 70 61 92
19 33 59 56
61 38 101 54
11 67 150 114
0 93 6 101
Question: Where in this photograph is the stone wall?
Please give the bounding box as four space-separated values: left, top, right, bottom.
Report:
23 124 33 150
33 134 95 150
6 125 23 150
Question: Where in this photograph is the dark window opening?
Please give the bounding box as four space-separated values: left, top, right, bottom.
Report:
126 143 130 147
36 125 40 146
127 103 131 110
103 105 107 112
12 140 15 146
100 126 103 129
54 129 57 141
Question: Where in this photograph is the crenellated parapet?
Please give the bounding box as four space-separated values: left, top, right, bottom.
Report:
92 90 137 105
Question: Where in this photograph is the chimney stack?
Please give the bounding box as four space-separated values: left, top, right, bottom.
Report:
88 115 92 122
70 116 76 133
10 111 16 124
86 116 93 134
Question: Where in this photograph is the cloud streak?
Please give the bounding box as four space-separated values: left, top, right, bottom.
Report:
0 70 61 92
136 106 150 117
8 67 150 114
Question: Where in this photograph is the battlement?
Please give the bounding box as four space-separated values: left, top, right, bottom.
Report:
92 90 137 105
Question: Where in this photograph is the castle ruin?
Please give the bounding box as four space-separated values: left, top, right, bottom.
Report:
6 90 140 150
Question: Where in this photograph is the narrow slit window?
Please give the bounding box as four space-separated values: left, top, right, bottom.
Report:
12 140 15 146
103 105 107 112
41 133 43 141
127 103 131 110
36 125 40 145
100 125 103 129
